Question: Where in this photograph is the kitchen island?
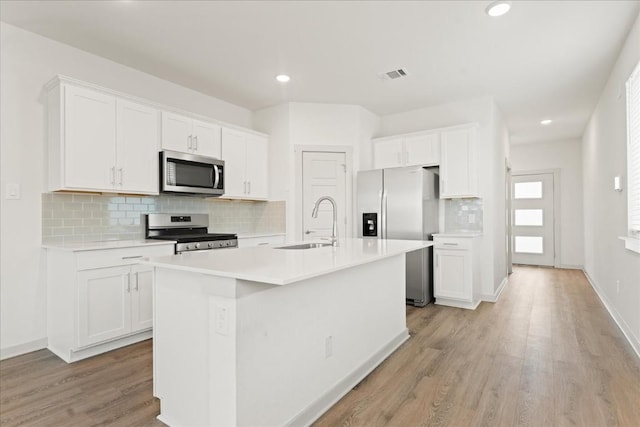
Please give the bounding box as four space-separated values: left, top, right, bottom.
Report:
144 238 433 427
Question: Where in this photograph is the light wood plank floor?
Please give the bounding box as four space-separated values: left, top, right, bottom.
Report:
1 267 639 426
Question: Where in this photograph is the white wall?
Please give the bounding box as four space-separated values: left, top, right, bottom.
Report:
379 96 508 298
582 13 640 356
510 139 584 268
0 23 253 357
254 102 380 240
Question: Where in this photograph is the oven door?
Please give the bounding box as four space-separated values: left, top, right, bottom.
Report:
160 151 224 196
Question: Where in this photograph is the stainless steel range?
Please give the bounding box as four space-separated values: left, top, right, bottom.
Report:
144 213 237 254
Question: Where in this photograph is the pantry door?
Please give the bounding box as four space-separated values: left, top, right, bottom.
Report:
511 173 555 266
301 151 347 242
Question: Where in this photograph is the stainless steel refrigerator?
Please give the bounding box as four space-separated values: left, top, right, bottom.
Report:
357 166 439 306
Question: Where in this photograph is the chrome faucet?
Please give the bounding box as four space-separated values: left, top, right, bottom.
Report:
311 196 339 247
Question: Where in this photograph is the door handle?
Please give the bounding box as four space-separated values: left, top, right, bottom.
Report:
188 135 193 150
110 166 115 185
305 230 315 235
213 165 220 189
126 272 131 293
193 135 198 151
118 168 123 186
134 272 139 291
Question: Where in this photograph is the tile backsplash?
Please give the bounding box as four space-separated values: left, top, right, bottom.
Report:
444 198 483 233
42 193 285 244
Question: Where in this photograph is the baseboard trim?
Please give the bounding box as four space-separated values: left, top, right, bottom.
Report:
583 270 640 360
0 338 48 361
559 264 584 270
480 276 508 303
284 328 410 427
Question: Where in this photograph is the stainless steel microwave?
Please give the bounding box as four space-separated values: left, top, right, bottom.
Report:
160 150 224 196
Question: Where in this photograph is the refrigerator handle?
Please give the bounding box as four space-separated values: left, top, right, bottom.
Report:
381 189 387 239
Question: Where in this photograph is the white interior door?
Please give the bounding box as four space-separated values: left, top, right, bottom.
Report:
302 152 347 241
512 173 555 266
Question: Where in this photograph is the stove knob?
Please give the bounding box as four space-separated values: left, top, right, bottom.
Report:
195 243 200 249
208 242 214 248
185 244 191 250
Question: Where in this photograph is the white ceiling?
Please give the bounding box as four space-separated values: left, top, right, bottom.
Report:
1 0 639 144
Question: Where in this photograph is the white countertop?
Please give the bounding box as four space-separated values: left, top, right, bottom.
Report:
143 238 433 285
42 239 176 251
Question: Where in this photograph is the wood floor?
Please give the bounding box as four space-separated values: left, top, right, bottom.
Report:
1 266 639 426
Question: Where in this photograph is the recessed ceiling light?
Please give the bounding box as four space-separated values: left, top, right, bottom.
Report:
540 119 553 125
275 74 290 83
485 1 511 17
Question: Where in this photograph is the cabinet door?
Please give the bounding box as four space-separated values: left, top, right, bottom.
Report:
245 135 268 199
130 264 154 332
64 85 116 190
116 100 159 194
192 120 221 158
161 112 192 153
221 128 247 197
77 266 132 347
373 138 404 169
440 128 478 198
404 132 440 166
434 249 472 301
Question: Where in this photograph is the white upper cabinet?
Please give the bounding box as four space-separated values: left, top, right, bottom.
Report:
440 126 478 198
62 85 117 191
221 127 268 200
404 132 440 166
116 99 159 194
373 131 440 169
48 79 160 195
161 112 221 158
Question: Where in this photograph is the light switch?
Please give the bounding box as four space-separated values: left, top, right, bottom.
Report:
6 183 20 200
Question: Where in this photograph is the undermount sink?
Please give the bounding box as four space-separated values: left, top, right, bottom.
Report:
275 242 333 250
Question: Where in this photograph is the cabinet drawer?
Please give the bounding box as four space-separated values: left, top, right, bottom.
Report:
76 245 174 271
434 238 472 250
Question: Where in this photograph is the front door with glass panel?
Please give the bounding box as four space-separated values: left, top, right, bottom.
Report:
512 173 555 266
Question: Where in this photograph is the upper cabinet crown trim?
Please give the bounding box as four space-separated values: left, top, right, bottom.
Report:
372 122 479 142
45 75 267 138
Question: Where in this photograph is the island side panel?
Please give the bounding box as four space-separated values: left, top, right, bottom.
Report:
235 254 408 427
153 267 239 427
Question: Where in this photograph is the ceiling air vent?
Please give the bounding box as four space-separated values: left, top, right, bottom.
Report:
379 68 410 80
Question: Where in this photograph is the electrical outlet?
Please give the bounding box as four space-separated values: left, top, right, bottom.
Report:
215 304 229 336
325 336 333 359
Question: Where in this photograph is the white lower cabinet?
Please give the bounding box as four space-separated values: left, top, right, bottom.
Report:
46 243 174 362
433 235 481 309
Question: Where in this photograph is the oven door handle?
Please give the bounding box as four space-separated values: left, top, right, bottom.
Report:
213 165 220 189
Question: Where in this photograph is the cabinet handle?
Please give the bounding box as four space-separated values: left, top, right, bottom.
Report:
122 255 143 260
126 273 131 293
405 151 409 164
443 243 458 246
110 166 115 185
118 168 123 186
188 135 193 150
243 181 247 194
134 272 139 291
247 181 251 194
397 152 402 164
193 135 198 151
